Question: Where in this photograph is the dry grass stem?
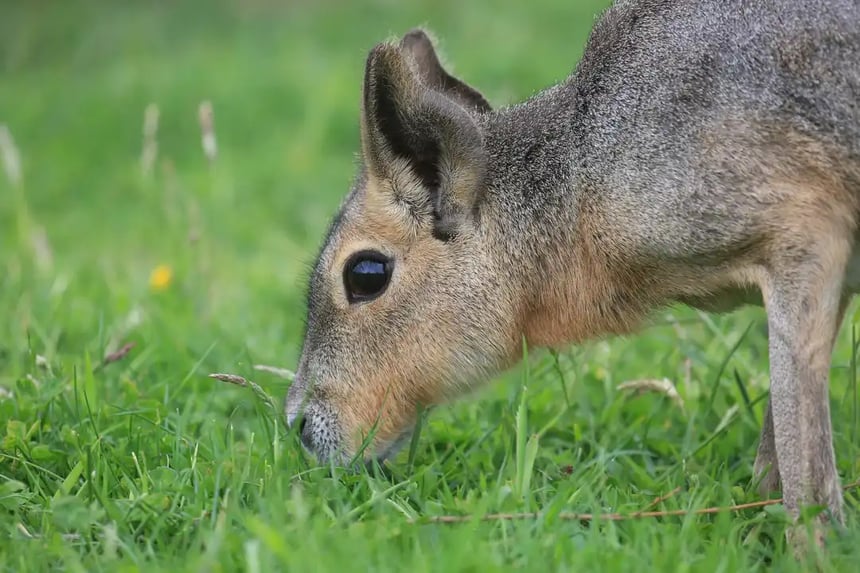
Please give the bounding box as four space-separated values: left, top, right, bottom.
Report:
617 378 685 410
30 225 54 271
102 342 136 366
411 481 860 525
198 101 217 162
209 372 279 414
141 103 159 175
643 486 682 510
253 364 296 380
0 124 22 187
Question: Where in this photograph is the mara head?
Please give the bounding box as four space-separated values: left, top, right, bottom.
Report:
285 29 526 463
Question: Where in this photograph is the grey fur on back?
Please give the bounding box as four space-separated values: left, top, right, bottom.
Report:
480 0 860 279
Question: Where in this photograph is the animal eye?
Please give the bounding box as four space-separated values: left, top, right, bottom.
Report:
343 251 393 303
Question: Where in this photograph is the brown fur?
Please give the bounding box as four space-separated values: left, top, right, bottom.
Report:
522 213 651 347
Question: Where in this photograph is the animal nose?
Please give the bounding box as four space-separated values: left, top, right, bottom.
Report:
298 415 313 451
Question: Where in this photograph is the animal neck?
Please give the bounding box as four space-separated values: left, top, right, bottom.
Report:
480 82 649 348
481 83 578 206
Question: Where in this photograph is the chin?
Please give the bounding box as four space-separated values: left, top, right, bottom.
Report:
374 429 414 463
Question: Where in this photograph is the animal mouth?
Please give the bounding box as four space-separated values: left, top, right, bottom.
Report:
375 428 414 462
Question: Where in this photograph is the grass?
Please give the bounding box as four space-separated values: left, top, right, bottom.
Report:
1 0 859 570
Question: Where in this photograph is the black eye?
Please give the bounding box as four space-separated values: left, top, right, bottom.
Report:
343 250 393 303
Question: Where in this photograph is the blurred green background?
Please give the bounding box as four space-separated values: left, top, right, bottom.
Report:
2 1 858 571
0 0 608 367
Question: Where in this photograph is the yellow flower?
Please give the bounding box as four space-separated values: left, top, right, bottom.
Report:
149 264 173 291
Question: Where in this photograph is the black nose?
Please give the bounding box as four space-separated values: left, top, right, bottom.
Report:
298 415 313 450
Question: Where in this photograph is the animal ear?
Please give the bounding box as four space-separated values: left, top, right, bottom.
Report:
399 28 491 113
360 41 487 240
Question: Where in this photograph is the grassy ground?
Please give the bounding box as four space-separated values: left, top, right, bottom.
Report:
1 0 859 570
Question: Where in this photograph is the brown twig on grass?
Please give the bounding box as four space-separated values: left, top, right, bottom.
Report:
643 486 683 511
92 342 137 372
411 481 860 525
103 342 136 365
